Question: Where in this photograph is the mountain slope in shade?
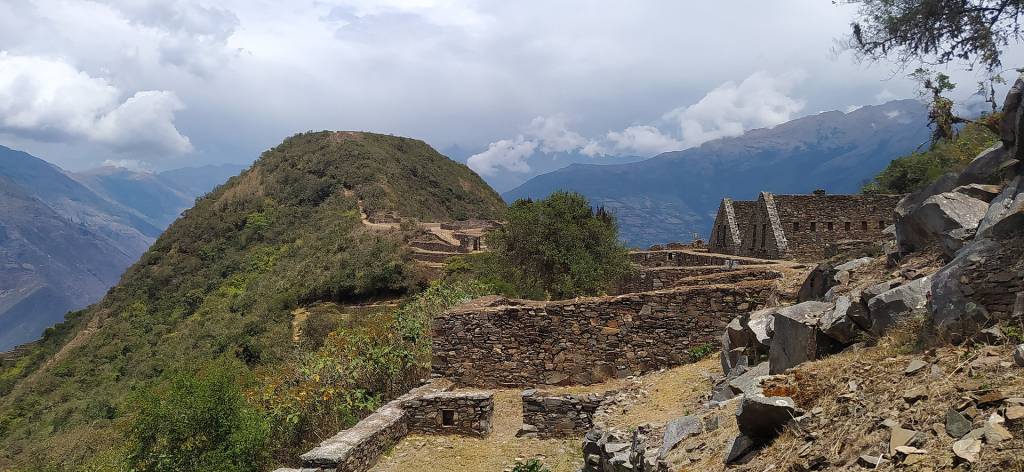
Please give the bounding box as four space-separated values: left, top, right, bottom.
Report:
0 146 245 351
504 100 931 247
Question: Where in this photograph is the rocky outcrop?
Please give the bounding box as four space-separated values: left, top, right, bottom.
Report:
896 190 989 257
768 301 835 374
866 276 931 336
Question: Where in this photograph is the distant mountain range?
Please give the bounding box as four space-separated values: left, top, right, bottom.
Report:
0 145 245 351
504 100 931 247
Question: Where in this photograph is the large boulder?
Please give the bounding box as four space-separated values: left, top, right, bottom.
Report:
957 144 1009 187
898 191 990 256
894 173 959 253
729 362 770 397
819 296 859 344
931 177 1024 342
768 301 835 374
866 276 931 336
720 308 775 373
1000 73 1024 150
797 257 874 302
735 395 800 442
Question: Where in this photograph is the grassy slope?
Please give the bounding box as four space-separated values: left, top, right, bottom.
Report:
0 131 505 469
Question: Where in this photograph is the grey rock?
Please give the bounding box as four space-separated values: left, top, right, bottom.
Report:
723 434 757 465
768 301 835 374
954 183 1003 203
941 227 977 257
747 308 775 347
866 276 931 336
958 144 1008 186
659 416 701 458
895 173 959 253
912 192 990 256
729 362 770 397
798 264 836 302
819 296 858 344
1000 74 1024 146
946 408 973 439
861 279 901 304
904 358 928 375
735 395 800 441
834 256 875 273
857 453 887 468
1015 344 1024 367
976 176 1024 240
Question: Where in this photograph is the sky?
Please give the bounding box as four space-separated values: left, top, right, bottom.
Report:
1 0 1021 181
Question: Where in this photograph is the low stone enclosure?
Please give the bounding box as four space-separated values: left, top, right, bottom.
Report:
519 390 607 439
293 381 492 472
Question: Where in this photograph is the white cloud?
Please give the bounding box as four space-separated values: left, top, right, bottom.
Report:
663 71 806 149
605 125 682 156
101 158 150 171
0 52 192 156
525 115 589 154
466 136 537 175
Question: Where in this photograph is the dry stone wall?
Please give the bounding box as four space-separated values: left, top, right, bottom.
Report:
401 391 493 437
520 390 606 438
432 280 777 387
618 266 745 293
630 249 768 268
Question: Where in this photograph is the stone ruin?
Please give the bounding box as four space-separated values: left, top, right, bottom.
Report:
518 390 607 439
708 191 903 261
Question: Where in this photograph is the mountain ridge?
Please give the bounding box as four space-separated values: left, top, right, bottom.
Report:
504 100 931 246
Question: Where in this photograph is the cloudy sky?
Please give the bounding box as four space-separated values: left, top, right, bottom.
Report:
1 1 1020 182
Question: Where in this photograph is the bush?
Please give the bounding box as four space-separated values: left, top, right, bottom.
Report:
688 343 716 362
125 362 270 472
511 458 551 472
469 192 633 300
863 121 999 194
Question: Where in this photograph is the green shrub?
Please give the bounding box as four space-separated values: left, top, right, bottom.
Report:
688 343 716 362
126 362 270 472
511 458 551 472
863 121 999 194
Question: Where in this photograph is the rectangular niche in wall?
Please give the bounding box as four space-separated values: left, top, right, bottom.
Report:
441 409 455 427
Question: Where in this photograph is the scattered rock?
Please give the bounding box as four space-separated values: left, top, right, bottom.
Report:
658 416 701 458
1014 344 1024 367
946 408 973 439
954 183 1003 203
904 358 928 375
1005 405 1024 422
728 362 770 397
952 438 982 463
897 190 989 256
735 396 800 442
857 453 887 468
724 434 756 465
902 386 928 403
889 427 924 454
982 421 1013 444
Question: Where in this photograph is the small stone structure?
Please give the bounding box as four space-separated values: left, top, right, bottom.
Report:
432 280 777 387
401 391 493 437
519 389 606 438
295 381 492 472
708 191 902 261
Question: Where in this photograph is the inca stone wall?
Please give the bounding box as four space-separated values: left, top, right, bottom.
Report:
431 280 777 387
617 266 745 294
520 390 605 438
297 381 492 472
711 192 902 261
672 268 783 287
629 249 764 268
709 198 756 255
401 391 493 437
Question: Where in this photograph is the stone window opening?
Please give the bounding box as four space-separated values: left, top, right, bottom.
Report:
441 409 455 427
844 221 851 231
861 221 868 230
793 222 800 231
760 224 767 248
810 222 816 232
878 220 885 229
826 222 834 231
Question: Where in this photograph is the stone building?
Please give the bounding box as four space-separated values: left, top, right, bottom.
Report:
709 191 903 261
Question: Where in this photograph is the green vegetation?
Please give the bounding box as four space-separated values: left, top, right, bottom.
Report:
0 132 505 470
863 121 1000 194
127 362 269 472
446 192 633 300
688 343 716 362
511 458 551 472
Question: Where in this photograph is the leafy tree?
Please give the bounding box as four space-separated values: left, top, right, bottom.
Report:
126 362 270 472
483 192 633 300
843 0 1024 72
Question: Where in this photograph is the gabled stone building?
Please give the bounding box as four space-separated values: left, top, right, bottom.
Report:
709 191 903 261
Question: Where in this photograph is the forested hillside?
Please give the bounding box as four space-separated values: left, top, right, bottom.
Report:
0 131 506 470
